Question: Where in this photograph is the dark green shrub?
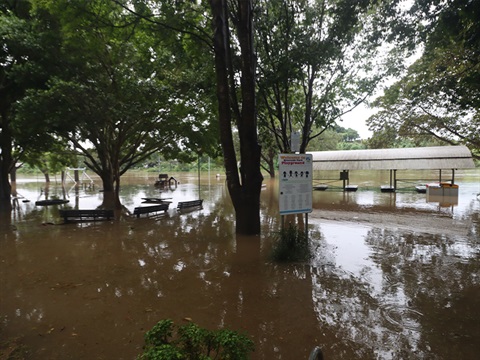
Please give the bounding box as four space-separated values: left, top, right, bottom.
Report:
270 224 311 262
138 319 254 360
144 319 175 347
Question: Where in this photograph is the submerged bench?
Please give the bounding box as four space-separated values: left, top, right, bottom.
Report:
59 209 114 223
380 185 395 193
177 199 203 210
133 203 169 218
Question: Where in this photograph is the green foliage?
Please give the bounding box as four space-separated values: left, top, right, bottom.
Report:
213 329 255 360
139 320 254 360
270 224 311 263
306 126 365 151
255 0 403 154
0 1 64 189
367 0 480 158
8 0 219 208
306 129 342 151
136 154 224 173
336 141 366 151
334 126 360 143
365 123 443 150
144 319 175 347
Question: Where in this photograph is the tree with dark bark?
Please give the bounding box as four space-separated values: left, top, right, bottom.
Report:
0 1 64 210
115 0 263 233
209 0 263 234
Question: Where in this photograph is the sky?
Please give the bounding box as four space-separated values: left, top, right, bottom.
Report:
339 103 376 140
341 36 423 140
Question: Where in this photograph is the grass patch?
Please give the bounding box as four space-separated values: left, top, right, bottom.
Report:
270 224 311 262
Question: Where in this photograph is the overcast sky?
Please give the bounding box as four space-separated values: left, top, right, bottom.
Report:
340 103 375 140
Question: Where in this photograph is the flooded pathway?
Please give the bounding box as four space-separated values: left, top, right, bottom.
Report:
1 170 479 359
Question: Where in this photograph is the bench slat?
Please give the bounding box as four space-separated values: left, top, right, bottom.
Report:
59 209 114 223
177 199 203 210
133 204 169 217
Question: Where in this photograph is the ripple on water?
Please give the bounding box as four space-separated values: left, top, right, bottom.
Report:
380 303 424 332
383 273 402 288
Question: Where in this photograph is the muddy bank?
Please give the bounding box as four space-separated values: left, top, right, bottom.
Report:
310 208 474 237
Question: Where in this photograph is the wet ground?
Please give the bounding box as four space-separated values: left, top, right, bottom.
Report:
1 170 479 359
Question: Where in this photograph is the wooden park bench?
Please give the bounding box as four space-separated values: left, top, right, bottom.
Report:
59 209 114 223
177 199 203 210
133 203 169 218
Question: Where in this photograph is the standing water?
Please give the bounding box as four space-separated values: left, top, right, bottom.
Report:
1 170 479 359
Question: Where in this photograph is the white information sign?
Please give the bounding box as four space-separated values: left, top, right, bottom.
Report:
278 153 313 215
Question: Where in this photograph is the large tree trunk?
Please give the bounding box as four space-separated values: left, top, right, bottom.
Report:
99 170 122 210
0 166 12 212
0 113 12 212
210 0 263 235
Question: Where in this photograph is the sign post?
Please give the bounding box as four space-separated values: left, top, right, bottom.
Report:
290 131 301 153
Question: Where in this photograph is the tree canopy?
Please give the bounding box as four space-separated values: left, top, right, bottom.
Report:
0 0 66 208
255 0 404 157
11 0 219 209
366 0 480 158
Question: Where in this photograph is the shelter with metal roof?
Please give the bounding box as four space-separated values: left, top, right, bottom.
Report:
309 145 475 191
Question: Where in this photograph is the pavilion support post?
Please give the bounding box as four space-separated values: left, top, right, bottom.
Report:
394 170 397 190
305 213 309 242
452 169 455 184
340 170 347 191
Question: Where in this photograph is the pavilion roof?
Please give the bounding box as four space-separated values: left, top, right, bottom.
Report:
310 146 475 171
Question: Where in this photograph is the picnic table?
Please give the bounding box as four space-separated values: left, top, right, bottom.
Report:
141 197 172 204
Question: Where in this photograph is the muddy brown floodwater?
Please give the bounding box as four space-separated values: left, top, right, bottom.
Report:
1 170 479 360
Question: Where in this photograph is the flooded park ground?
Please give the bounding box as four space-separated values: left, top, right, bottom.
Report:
1 169 479 359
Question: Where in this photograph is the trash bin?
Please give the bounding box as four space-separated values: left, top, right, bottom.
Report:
426 183 442 196
440 182 459 196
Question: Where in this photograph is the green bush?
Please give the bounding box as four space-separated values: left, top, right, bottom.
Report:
138 319 254 360
270 224 311 262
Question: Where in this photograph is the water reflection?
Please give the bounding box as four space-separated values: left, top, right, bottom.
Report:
0 171 479 359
